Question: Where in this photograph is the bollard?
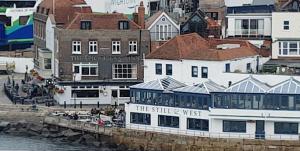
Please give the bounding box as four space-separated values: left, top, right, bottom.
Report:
97 101 100 108
64 101 66 109
80 101 82 109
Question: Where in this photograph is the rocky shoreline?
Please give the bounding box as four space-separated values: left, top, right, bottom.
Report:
0 120 132 151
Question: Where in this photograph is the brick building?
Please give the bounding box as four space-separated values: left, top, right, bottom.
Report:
33 0 150 106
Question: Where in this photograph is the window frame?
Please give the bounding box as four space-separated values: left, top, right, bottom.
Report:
155 63 162 75
191 66 198 77
89 41 98 54
166 64 172 76
80 20 92 30
72 41 81 54
130 112 151 125
112 40 121 54
128 41 138 54
201 67 208 78
274 122 298 135
283 21 289 30
112 63 138 79
223 120 246 133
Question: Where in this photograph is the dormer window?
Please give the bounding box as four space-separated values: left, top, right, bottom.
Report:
80 21 92 30
119 21 129 30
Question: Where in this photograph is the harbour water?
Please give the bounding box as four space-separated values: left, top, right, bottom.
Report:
0 134 113 151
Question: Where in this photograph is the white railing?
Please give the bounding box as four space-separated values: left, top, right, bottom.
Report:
126 124 300 141
227 29 266 37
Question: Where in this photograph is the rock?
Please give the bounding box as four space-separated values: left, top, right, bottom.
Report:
92 141 102 147
60 129 82 141
0 121 10 131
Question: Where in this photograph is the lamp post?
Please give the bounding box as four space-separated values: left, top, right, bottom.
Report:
73 73 76 108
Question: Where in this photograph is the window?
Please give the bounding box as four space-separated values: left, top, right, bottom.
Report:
235 19 264 36
120 90 130 97
155 24 172 41
191 66 198 77
129 41 138 54
158 115 179 128
73 64 98 76
112 63 137 79
155 63 162 75
81 65 98 76
74 66 80 74
112 41 121 54
80 21 92 30
225 63 230 73
223 120 246 133
119 21 129 30
44 58 51 69
279 41 300 56
187 118 209 131
0 16 11 26
89 41 98 54
283 21 289 30
274 122 298 135
247 63 251 72
201 67 208 78
72 90 99 98
130 113 151 125
19 16 29 25
72 41 81 54
166 64 172 75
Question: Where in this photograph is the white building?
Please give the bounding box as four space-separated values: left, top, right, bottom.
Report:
226 4 274 47
271 12 300 59
125 76 300 140
144 33 269 85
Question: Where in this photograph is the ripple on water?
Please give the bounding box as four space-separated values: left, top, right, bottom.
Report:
0 134 113 151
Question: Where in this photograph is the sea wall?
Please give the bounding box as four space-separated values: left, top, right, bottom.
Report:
2 105 300 151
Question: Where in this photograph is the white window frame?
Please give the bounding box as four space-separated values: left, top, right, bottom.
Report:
129 41 138 54
73 63 98 76
112 63 137 79
112 41 121 54
155 24 172 41
279 41 300 56
72 41 81 54
89 41 98 54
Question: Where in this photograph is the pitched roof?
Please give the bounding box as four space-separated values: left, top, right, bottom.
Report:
130 77 186 92
146 33 259 61
145 11 179 29
225 76 270 93
66 13 141 29
173 80 225 94
37 0 92 26
268 77 300 94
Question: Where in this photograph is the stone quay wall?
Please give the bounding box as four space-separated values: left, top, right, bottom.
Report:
2 105 300 151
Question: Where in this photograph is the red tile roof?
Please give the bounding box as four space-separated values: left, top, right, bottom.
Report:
65 13 141 29
146 33 259 61
38 0 92 26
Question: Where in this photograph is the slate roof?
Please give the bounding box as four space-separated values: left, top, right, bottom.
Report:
173 80 225 94
225 76 270 93
66 13 140 29
130 77 186 92
268 78 300 94
146 33 259 61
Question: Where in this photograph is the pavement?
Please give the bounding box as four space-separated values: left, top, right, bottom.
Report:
0 73 25 105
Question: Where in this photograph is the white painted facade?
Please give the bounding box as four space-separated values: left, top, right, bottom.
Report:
125 104 300 140
226 14 272 38
54 85 130 105
144 57 270 86
110 0 150 14
271 12 300 59
0 57 33 73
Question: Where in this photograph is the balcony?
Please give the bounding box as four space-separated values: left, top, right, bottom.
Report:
227 29 270 39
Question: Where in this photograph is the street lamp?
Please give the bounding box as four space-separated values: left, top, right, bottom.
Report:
73 73 76 108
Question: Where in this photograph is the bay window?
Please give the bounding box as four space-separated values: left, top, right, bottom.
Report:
279 41 300 56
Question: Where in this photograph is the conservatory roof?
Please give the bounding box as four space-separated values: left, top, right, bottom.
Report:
130 77 186 92
268 77 300 94
225 76 270 93
173 80 225 94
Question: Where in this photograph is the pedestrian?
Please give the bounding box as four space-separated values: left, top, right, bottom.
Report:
15 83 19 95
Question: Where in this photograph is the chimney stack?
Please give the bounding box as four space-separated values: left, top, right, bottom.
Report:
138 1 145 29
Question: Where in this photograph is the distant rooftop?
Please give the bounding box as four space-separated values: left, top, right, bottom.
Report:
227 5 275 14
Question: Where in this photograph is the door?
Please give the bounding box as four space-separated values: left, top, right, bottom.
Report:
111 90 118 106
255 120 265 139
